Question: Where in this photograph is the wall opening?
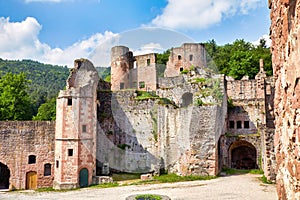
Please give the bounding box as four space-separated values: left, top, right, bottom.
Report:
181 92 193 107
229 140 257 170
67 98 72 106
189 54 193 61
178 55 182 60
229 121 235 129
146 59 150 66
79 168 89 187
28 155 36 164
244 121 250 129
44 163 51 176
26 171 37 189
0 162 10 189
237 121 242 129
68 149 74 156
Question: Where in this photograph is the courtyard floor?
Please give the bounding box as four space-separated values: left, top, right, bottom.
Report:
0 173 277 200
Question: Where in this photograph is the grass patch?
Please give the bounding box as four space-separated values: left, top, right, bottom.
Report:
135 194 162 200
135 91 159 101
260 175 273 184
112 173 141 181
89 182 119 188
153 173 215 183
249 169 264 174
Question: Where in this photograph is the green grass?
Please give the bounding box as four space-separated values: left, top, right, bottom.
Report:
153 173 215 183
260 175 273 184
112 173 141 181
135 194 162 200
89 182 119 188
135 91 159 100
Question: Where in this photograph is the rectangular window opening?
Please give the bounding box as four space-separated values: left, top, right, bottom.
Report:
139 81 145 89
82 125 87 133
229 121 235 129
67 98 72 106
180 67 183 72
56 160 59 168
244 121 250 129
147 59 150 66
120 82 124 89
68 149 73 156
237 121 242 129
189 54 193 61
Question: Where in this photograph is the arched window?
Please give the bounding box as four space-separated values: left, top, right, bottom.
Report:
44 163 51 176
28 155 36 164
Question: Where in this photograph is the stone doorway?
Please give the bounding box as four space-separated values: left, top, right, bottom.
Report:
26 171 37 189
79 168 89 187
229 140 257 169
0 162 10 189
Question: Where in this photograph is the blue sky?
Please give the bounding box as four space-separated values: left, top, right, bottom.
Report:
0 0 271 67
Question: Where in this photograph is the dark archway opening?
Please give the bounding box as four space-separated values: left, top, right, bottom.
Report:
230 141 257 170
0 163 10 189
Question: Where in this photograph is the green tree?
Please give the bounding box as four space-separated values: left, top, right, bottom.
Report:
33 97 56 121
0 72 33 120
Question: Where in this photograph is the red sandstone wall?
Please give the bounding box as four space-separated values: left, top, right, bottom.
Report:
0 121 55 189
270 0 300 199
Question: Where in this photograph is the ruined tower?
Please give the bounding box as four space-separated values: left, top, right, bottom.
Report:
164 43 207 77
110 46 134 91
54 59 99 189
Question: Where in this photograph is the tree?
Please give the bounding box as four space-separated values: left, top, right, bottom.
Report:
0 72 33 120
33 97 56 121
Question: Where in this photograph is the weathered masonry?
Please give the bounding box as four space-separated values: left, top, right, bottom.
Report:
270 0 300 199
0 43 276 190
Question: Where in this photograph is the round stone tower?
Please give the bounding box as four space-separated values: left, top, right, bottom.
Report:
111 46 134 91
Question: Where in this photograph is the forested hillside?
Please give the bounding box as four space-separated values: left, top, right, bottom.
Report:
0 59 69 115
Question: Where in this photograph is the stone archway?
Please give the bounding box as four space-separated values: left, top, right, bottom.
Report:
0 162 10 189
229 140 257 169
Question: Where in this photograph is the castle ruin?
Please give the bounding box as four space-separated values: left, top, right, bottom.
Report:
0 43 276 190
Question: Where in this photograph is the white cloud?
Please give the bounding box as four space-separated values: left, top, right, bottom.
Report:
151 0 263 29
133 43 164 56
0 17 117 67
252 34 272 47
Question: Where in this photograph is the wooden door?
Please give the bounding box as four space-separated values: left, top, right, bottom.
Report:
79 168 88 187
26 171 37 189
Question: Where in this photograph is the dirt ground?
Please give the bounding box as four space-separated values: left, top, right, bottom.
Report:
0 174 277 200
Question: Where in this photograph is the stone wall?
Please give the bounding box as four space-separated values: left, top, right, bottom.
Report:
0 121 55 190
270 0 300 199
97 71 227 176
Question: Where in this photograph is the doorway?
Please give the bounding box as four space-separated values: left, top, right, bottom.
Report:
79 168 89 187
0 163 10 189
26 171 37 189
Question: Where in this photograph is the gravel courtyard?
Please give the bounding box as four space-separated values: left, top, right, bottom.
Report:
0 174 277 200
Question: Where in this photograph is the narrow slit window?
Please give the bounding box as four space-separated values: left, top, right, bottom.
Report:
67 98 72 106
189 54 193 61
82 125 87 133
44 163 51 176
56 160 59 168
147 59 150 66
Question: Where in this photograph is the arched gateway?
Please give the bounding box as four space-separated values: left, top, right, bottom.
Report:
0 162 10 189
229 140 257 169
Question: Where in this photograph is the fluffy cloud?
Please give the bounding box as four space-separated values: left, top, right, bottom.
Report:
151 0 263 29
252 34 272 47
133 43 164 56
0 17 117 67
